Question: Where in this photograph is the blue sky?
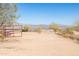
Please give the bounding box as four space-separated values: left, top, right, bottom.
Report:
17 3 79 25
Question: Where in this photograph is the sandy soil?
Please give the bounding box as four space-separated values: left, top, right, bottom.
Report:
0 31 79 56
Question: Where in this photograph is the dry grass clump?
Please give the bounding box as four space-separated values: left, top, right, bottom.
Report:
0 30 5 41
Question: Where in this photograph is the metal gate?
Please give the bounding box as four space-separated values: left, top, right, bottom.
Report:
0 25 22 38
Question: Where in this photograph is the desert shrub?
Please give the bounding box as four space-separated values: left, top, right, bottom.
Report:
65 27 74 34
34 26 43 33
71 21 79 32
61 27 75 39
22 25 32 32
56 28 64 35
72 21 79 40
49 23 61 33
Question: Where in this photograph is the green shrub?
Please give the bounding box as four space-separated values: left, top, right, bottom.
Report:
22 25 32 32
34 26 43 33
49 23 61 32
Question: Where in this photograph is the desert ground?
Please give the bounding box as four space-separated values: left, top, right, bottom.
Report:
0 31 79 56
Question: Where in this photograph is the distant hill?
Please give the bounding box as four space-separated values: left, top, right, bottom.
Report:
22 24 67 30
30 25 49 29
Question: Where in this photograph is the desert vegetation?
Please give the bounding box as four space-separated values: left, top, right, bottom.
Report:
49 23 61 32
22 25 32 32
48 22 79 43
34 25 43 33
0 30 5 41
0 4 18 41
61 27 75 39
49 23 63 35
63 24 79 40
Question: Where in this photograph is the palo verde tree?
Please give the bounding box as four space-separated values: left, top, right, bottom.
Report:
0 3 18 41
0 3 18 27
